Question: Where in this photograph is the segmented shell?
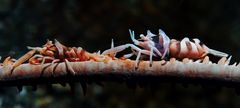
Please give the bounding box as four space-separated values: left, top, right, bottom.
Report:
169 38 208 59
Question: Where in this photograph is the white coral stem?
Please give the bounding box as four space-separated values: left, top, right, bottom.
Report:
0 57 239 86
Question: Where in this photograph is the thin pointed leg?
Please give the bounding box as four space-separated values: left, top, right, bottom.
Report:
50 59 60 75
159 29 171 59
150 47 153 66
41 56 54 65
41 57 46 65
12 49 36 69
134 49 156 67
129 29 139 45
152 47 162 57
111 39 116 56
102 44 132 55
161 47 169 59
161 36 170 59
123 53 134 58
96 50 101 55
135 50 142 68
146 30 156 38
124 48 157 59
102 44 155 56
51 58 60 64
111 38 114 48
64 59 75 75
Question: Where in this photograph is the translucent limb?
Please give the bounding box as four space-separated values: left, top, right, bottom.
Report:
54 39 65 59
51 59 60 65
159 29 171 59
146 30 156 38
27 46 42 51
207 48 229 57
150 47 153 66
96 50 101 55
13 50 36 68
111 38 114 49
135 50 142 67
129 29 140 45
152 46 162 57
193 38 228 57
64 59 75 75
111 39 116 57
123 53 134 58
40 56 55 65
102 43 155 56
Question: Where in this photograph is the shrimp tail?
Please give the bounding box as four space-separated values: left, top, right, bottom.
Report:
203 44 229 57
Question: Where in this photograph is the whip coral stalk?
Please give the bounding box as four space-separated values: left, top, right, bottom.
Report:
0 56 238 88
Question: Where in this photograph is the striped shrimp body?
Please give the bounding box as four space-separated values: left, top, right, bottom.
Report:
169 38 228 59
26 40 91 65
28 40 114 64
5 39 112 74
102 29 229 67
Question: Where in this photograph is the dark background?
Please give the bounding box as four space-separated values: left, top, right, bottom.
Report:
0 0 240 108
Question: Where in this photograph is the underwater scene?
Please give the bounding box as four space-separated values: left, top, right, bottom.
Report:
0 0 240 108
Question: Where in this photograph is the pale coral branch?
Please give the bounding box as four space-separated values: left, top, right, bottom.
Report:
0 57 239 87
